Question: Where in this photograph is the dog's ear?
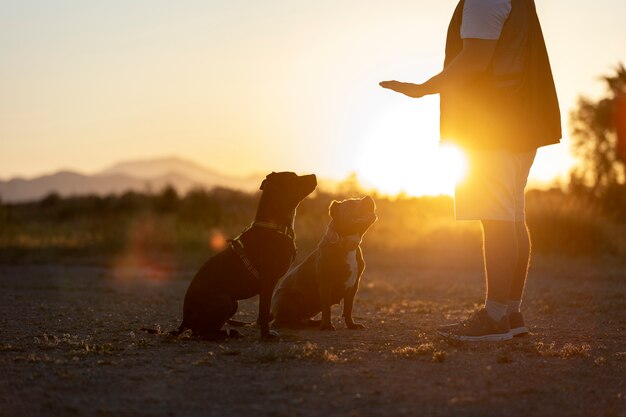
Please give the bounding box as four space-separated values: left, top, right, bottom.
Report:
328 200 341 218
361 195 376 210
260 172 277 190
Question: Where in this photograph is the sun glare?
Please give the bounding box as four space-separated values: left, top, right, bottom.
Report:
356 102 467 197
439 145 468 184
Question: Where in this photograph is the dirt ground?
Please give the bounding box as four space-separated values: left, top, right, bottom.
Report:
1 257 625 417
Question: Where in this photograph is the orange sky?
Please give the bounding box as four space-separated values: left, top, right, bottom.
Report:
1 1 625 196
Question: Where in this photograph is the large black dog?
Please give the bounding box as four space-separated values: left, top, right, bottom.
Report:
271 196 377 330
178 172 317 340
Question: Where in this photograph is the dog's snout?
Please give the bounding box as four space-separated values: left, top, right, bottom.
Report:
302 174 317 191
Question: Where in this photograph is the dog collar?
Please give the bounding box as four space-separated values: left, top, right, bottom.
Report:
251 221 297 261
252 209 296 239
324 224 361 247
252 221 295 241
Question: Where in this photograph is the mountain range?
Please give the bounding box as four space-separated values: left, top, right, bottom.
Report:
0 157 263 203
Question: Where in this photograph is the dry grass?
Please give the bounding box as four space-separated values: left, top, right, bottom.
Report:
391 332 447 363
392 342 436 357
534 341 592 358
241 342 344 364
2 189 625 268
34 333 117 355
392 342 448 364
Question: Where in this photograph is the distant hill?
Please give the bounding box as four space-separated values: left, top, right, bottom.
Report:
100 156 261 193
0 157 260 203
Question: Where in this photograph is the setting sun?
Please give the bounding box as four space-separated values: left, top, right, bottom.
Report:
356 101 467 196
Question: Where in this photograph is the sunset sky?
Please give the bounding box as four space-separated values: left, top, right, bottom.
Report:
2 0 625 196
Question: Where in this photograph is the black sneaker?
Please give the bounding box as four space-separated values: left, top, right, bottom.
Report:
508 311 529 337
437 308 512 342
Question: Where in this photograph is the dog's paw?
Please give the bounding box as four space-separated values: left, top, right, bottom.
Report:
227 329 243 339
320 322 336 331
261 330 280 340
346 322 365 330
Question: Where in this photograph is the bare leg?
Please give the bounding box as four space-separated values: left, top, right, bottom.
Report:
481 220 517 305
509 221 531 301
436 220 517 339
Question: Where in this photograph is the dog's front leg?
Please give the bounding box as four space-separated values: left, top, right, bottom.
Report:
343 284 364 329
319 279 334 331
344 247 365 329
259 285 279 339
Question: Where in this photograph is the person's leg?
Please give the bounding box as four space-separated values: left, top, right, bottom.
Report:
508 221 531 307
439 150 518 341
508 150 536 314
482 220 517 320
503 220 531 336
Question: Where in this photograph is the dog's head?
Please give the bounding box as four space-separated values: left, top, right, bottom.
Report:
259 172 317 211
329 196 377 238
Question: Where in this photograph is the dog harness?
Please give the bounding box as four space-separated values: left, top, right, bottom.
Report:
228 220 297 281
229 237 261 280
252 221 295 241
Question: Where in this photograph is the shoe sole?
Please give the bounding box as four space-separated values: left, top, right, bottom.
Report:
510 326 529 337
438 330 513 342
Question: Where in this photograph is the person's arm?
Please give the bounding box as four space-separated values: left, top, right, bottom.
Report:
380 38 497 98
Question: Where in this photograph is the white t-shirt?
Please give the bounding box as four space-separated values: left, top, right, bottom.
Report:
461 0 512 40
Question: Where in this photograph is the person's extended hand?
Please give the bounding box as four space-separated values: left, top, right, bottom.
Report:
379 80 426 98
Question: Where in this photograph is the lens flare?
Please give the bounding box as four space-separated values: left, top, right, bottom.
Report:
209 229 228 251
110 215 174 285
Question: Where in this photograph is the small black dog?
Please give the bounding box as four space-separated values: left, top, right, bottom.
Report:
178 172 317 340
271 196 377 330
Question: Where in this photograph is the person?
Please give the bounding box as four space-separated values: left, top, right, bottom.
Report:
380 0 561 341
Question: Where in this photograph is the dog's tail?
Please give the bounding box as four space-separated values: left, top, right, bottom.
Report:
227 311 274 327
226 319 256 327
